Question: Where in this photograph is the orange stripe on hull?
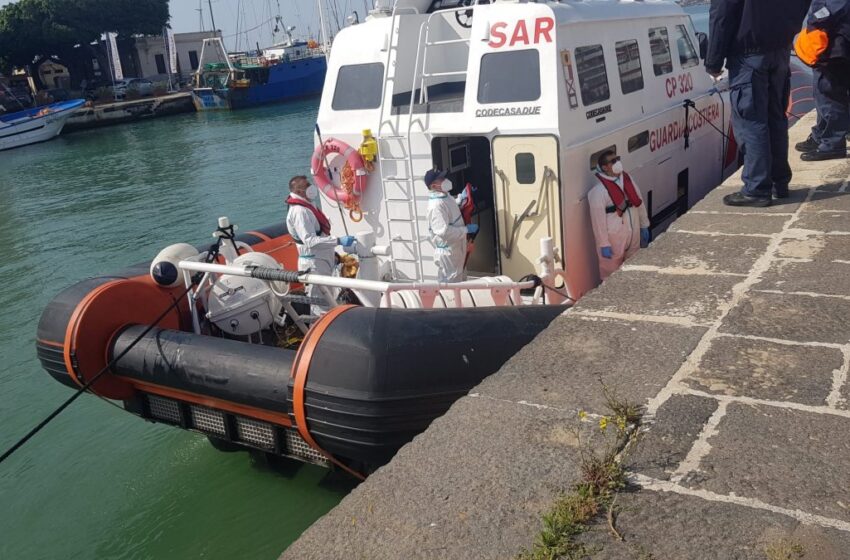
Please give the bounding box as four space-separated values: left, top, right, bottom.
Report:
128 379 293 428
290 305 365 480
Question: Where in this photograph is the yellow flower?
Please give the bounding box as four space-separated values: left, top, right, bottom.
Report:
578 410 588 421
616 416 627 432
598 417 609 432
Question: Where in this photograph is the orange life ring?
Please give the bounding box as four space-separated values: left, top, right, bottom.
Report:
311 137 368 209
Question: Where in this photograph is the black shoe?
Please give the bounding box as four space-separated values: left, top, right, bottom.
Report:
773 185 789 199
800 149 847 162
795 136 819 153
723 192 772 207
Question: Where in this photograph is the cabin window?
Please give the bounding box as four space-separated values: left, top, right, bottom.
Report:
615 40 644 95
589 145 617 170
515 153 537 184
628 131 649 153
575 44 610 106
648 27 673 76
478 50 541 104
675 25 699 69
155 54 167 75
332 62 384 111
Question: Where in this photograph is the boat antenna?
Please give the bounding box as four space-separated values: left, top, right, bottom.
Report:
197 0 205 31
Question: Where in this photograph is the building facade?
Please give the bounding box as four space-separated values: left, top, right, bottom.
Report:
133 31 222 83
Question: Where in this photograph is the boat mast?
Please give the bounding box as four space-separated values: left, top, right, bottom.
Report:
317 0 332 55
207 0 217 34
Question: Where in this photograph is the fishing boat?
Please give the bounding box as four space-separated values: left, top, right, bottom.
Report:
40 0 757 476
0 99 85 151
191 37 328 111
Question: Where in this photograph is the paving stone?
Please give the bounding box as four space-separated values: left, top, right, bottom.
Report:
821 159 850 182
682 403 850 523
756 259 850 297
776 233 850 261
794 211 850 233
475 315 706 413
720 291 850 344
793 159 850 183
626 394 718 480
579 269 739 324
670 212 788 235
582 489 850 560
282 396 602 560
804 191 850 213
627 231 769 274
695 187 809 214
685 336 842 405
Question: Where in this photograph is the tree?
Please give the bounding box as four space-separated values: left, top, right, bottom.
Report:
0 0 169 87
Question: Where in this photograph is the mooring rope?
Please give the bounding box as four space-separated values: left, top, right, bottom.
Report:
0 283 197 466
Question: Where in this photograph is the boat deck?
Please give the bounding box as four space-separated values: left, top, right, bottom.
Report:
282 111 850 559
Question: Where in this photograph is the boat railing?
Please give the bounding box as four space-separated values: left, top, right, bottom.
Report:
177 235 572 334
234 48 325 68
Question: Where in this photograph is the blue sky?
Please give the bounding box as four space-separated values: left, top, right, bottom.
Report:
0 0 364 49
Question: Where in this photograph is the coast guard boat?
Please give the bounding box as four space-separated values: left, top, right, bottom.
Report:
39 0 741 476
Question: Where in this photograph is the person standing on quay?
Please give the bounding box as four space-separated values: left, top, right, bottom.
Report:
706 0 812 207
795 0 850 161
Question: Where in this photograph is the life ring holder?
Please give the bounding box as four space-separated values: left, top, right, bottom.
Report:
311 138 368 223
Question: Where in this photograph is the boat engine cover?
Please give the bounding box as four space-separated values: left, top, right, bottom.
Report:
207 274 281 336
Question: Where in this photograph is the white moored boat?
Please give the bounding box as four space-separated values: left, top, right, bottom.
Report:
39 1 745 476
0 99 85 151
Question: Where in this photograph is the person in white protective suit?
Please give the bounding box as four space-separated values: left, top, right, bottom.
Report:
425 169 478 282
285 175 355 314
588 150 651 280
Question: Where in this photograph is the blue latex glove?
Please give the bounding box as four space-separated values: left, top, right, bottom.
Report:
641 228 651 246
467 224 479 235
600 246 613 259
338 235 356 247
457 190 468 205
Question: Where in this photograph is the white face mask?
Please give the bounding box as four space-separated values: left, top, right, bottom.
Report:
611 161 624 175
439 179 453 193
306 184 319 200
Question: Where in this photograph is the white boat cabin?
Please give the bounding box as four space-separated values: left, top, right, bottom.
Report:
314 0 735 300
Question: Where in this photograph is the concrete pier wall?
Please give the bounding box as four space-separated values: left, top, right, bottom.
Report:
64 93 194 132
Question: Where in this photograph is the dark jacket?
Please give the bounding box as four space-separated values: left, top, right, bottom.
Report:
706 0 813 73
808 0 850 60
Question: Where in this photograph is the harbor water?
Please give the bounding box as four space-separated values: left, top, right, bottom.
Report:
0 98 356 559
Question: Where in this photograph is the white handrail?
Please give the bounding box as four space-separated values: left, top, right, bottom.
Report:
178 260 538 311
180 260 534 292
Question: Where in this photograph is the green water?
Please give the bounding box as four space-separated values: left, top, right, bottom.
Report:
0 99 355 559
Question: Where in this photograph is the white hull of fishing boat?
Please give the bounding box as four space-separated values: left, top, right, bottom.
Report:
0 100 85 151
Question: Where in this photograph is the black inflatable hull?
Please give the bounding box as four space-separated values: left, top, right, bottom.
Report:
109 305 563 467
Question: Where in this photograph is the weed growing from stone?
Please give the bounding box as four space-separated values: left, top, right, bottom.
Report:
764 538 805 560
517 384 643 560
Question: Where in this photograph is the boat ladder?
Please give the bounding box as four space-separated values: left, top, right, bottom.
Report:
375 4 479 281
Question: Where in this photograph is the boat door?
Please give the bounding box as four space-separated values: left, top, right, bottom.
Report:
493 136 562 279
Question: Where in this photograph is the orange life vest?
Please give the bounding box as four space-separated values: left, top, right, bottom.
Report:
595 172 643 217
